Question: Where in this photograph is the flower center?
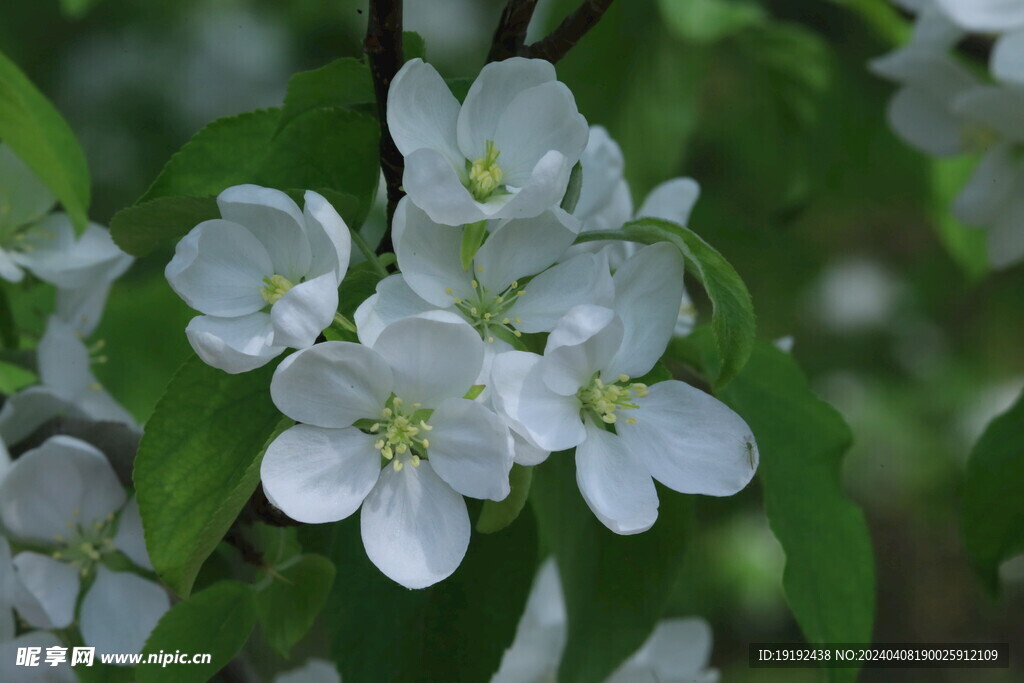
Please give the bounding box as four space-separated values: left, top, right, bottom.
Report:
467 140 504 201
962 122 999 153
369 396 433 471
446 274 527 344
578 374 648 425
260 274 294 304
52 510 117 578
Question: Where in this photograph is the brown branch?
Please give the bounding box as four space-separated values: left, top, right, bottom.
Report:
487 0 540 62
525 0 614 64
364 0 404 254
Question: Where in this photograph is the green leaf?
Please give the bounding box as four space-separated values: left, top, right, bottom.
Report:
139 581 257 683
304 505 538 682
658 0 765 44
134 355 283 597
962 388 1024 595
275 58 375 136
109 196 220 257
560 161 583 213
0 50 90 230
60 0 100 18
403 31 426 61
931 157 988 281
255 554 336 657
337 262 386 319
529 452 693 683
477 464 533 533
576 218 756 389
446 77 474 103
136 107 379 232
690 334 874 682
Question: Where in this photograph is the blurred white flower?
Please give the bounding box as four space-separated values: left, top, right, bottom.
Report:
387 58 588 225
166 185 351 373
493 558 719 683
493 247 757 534
0 144 57 283
261 312 514 588
275 658 341 683
0 436 169 656
0 316 137 446
809 258 902 333
935 0 1024 33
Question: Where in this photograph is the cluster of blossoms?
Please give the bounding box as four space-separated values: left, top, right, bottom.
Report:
872 0 1024 268
0 144 166 672
167 57 759 589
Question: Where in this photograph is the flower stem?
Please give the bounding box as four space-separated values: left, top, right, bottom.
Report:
350 226 390 278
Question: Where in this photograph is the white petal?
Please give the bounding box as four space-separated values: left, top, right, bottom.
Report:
675 286 697 337
935 0 1024 32
0 386 79 446
402 147 490 226
514 252 615 333
575 125 628 224
269 271 339 349
270 342 393 428
303 190 351 280
492 558 567 683
80 567 169 655
0 436 125 541
993 30 1024 87
55 278 115 336
475 209 580 294
360 460 470 589
0 538 14 642
493 150 573 220
576 420 658 535
216 185 312 281
886 86 966 157
618 381 758 497
0 632 76 683
16 217 125 290
165 219 273 317
457 57 555 161
371 311 484 406
0 249 24 283
0 143 56 228
623 618 715 680
512 429 550 466
426 398 513 501
393 198 469 306
606 243 686 379
952 145 1020 226
542 305 623 395
493 82 589 186
37 316 93 398
186 313 284 374
492 351 587 452
275 659 342 683
638 177 701 225
77 385 139 431
354 274 438 347
952 85 1024 142
261 424 381 523
870 49 976 93
12 552 80 629
114 496 152 570
388 59 463 166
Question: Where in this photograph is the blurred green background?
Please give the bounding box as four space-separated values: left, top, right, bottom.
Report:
3 0 1023 680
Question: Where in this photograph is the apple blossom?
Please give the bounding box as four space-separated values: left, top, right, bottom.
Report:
0 316 137 446
935 0 1024 33
387 57 588 225
0 436 169 655
0 143 57 283
261 311 514 588
492 245 757 533
166 184 351 373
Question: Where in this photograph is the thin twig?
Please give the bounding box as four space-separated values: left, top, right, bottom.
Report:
364 0 404 254
526 0 614 64
487 0 539 62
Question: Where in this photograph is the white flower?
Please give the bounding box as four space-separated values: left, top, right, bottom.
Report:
935 0 1024 33
0 316 137 446
275 658 341 683
492 246 757 534
492 558 719 683
566 126 700 335
387 58 589 225
166 185 351 373
355 196 609 350
0 436 169 656
261 311 514 588
0 537 15 644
